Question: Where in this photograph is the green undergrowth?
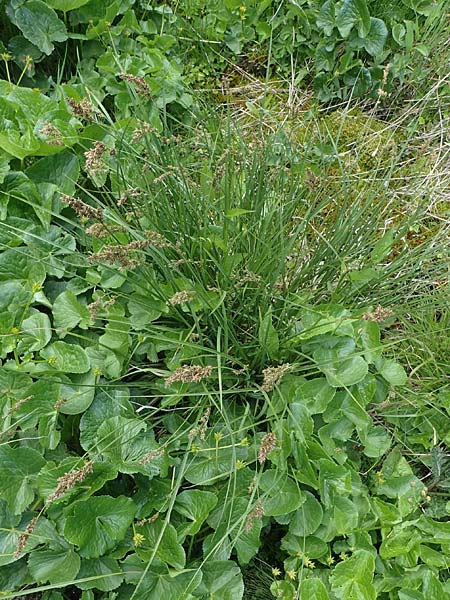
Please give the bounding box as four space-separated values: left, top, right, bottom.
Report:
0 69 449 599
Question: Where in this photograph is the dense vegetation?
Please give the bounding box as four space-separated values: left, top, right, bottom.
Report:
0 1 449 599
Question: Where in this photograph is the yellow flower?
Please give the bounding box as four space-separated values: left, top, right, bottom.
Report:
339 552 349 561
214 431 223 442
133 533 145 547
236 459 246 470
271 567 281 578
286 569 297 580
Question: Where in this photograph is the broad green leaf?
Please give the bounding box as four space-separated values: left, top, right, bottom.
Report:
419 544 449 568
53 290 91 333
26 152 80 196
28 547 80 584
376 358 407 386
64 495 136 558
0 152 11 184
96 415 163 476
174 490 218 537
362 18 388 57
14 0 68 55
380 525 420 558
295 378 336 414
362 425 391 458
184 436 248 485
0 447 45 514
18 312 52 352
281 533 327 560
76 557 123 591
258 310 279 358
79 388 134 451
260 470 304 516
357 320 382 363
289 491 323 536
270 580 296 600
317 349 368 388
14 377 60 430
334 496 359 534
330 550 376 600
137 519 186 570
205 495 261 564
59 371 96 414
40 341 90 373
355 0 371 37
127 294 163 329
46 0 90 10
0 248 46 283
316 0 335 36
299 579 330 600
194 560 244 599
336 0 360 38
123 555 202 600
319 460 352 505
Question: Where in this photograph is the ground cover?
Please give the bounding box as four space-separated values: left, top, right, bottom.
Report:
0 1 449 599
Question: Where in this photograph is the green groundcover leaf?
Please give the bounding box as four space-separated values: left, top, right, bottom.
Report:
13 0 68 55
330 550 376 600
137 519 186 570
40 340 90 373
96 416 153 473
260 470 304 516
53 289 91 332
194 560 244 599
362 17 388 56
28 547 80 585
174 490 218 537
64 495 136 558
0 446 45 514
77 557 123 591
123 555 202 600
289 491 323 537
299 578 330 600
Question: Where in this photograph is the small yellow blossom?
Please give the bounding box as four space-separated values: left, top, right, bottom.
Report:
271 567 281 578
133 533 145 547
339 552 349 561
214 432 223 443
236 460 246 470
286 569 297 580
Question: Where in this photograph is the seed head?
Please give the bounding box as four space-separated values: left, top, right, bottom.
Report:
40 122 63 146
362 305 394 322
67 97 100 120
245 499 264 533
261 364 291 392
258 432 277 464
166 365 213 386
61 194 102 220
14 517 38 558
119 73 151 98
188 407 211 441
84 141 107 177
47 461 93 503
168 290 196 305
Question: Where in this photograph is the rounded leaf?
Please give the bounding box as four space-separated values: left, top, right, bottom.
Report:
40 341 90 373
28 547 80 584
64 495 136 558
